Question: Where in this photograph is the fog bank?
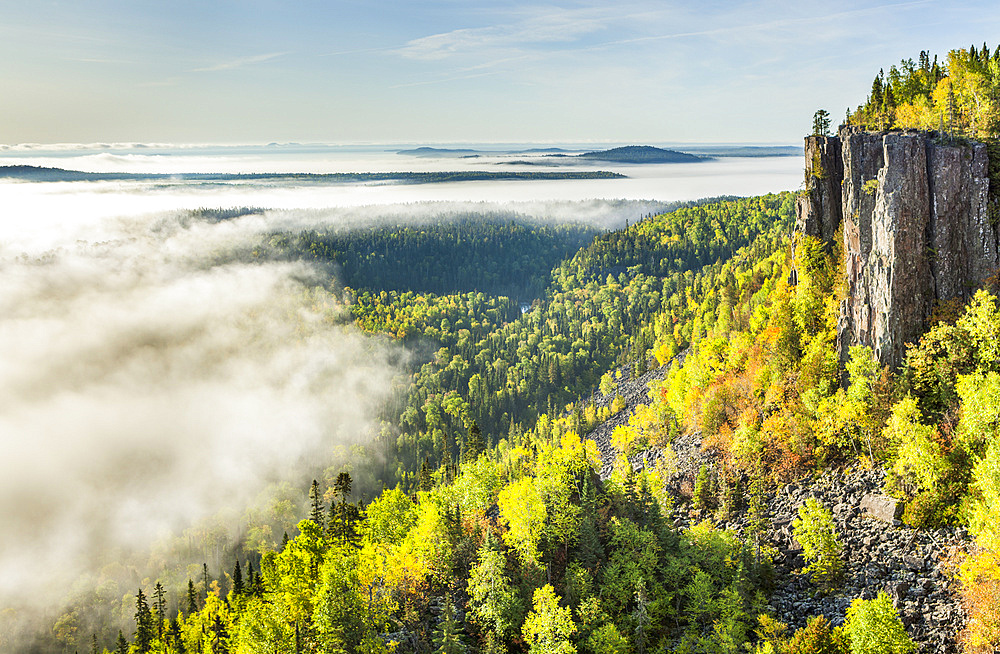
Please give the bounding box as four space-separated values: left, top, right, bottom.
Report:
0 209 400 608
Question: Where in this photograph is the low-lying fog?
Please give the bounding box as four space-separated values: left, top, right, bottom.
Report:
0 143 801 621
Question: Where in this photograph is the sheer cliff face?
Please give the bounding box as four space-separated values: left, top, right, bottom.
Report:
796 135 842 243
797 128 997 370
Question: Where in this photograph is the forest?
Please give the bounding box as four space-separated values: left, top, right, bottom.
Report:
846 44 1000 138
18 44 1000 654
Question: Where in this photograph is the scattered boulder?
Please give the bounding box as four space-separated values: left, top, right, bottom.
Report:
860 493 902 523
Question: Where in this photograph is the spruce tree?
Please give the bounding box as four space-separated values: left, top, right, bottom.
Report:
211 612 229 654
168 618 182 649
246 560 257 597
232 560 244 596
134 588 154 654
812 109 831 136
153 581 166 641
432 599 468 654
114 630 129 654
464 421 485 462
308 479 325 528
419 457 434 492
186 579 199 614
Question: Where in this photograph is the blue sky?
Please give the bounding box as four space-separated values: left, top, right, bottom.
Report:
2 0 999 145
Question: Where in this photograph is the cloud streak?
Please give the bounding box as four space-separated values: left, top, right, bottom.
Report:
192 51 288 72
395 7 611 60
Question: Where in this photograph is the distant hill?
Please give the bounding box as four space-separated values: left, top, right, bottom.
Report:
575 145 705 163
0 165 624 184
396 147 482 157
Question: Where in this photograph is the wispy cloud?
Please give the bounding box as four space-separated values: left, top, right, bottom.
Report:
396 8 609 61
586 0 935 50
192 51 288 72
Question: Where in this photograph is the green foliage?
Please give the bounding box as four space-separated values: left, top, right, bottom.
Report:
585 622 628 654
843 591 915 654
363 486 417 545
693 464 717 511
498 475 547 566
30 192 819 654
231 596 295 654
970 436 1000 552
812 109 832 137
523 585 577 654
433 599 469 654
467 537 523 641
266 216 600 299
883 397 947 496
792 498 843 589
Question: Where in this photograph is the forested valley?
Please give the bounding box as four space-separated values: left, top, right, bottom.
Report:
20 43 1000 654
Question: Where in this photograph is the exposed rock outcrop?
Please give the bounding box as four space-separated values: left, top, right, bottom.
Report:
797 135 842 243
795 128 999 370
928 140 996 302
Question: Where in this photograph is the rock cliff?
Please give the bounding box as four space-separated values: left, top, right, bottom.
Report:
796 127 998 370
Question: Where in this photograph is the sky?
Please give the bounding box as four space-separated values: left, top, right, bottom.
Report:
2 0 1000 145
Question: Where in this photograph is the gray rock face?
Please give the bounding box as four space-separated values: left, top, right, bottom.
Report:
796 128 998 370
928 141 996 302
840 130 933 369
797 135 843 243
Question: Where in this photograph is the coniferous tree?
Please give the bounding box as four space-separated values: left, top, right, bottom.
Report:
464 421 485 462
812 109 831 136
134 588 154 654
308 479 325 528
114 630 128 654
432 599 468 654
246 560 256 597
419 457 434 492
329 472 360 547
168 618 182 651
576 507 603 571
232 560 244 596
186 579 199 614
211 612 229 654
202 564 210 602
153 581 166 642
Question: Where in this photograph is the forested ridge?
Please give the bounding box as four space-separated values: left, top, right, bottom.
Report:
25 54 1000 650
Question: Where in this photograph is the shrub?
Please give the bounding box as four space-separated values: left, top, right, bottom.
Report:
843 591 915 654
693 464 717 511
785 615 848 654
791 498 843 589
959 551 1000 654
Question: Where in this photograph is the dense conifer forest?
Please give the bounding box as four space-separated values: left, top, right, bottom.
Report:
17 42 1000 654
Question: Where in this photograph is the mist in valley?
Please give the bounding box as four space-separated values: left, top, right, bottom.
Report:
0 150 800 650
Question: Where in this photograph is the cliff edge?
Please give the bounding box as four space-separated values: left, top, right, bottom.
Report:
796 127 998 370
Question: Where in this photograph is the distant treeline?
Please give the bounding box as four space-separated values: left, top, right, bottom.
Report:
0 165 625 184
260 216 601 299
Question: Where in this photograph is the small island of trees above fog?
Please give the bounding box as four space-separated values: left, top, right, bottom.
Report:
397 144 712 163
572 145 705 163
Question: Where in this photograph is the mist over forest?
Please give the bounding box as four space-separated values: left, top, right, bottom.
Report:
0 148 806 653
